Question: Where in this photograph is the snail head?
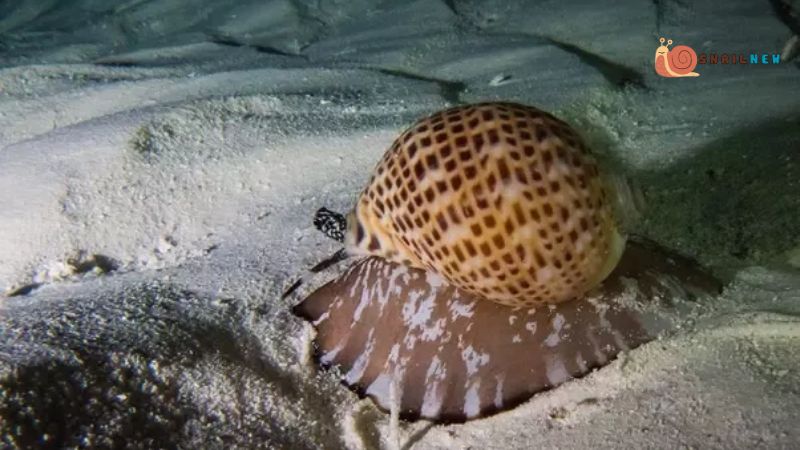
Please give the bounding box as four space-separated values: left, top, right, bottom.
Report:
313 207 347 243
656 37 672 56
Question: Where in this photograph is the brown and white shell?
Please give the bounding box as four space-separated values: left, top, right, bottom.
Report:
344 102 624 308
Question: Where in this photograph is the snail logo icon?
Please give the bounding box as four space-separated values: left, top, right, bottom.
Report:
654 37 700 78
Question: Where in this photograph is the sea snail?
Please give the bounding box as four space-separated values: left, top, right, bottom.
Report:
654 37 700 78
292 102 720 422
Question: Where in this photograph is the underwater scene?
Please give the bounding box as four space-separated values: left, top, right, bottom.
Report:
1 0 799 448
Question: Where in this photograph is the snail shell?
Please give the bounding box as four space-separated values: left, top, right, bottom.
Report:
343 102 625 308
665 45 699 74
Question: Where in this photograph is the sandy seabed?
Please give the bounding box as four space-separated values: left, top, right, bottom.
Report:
1 0 800 448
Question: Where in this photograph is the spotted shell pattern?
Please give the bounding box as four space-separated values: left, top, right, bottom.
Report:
345 103 624 308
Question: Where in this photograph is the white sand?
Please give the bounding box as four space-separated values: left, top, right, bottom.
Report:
1 0 799 448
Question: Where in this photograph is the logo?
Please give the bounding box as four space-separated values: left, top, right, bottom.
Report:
654 37 784 78
654 37 700 78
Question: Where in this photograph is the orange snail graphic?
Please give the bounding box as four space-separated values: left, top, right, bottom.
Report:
654 37 700 78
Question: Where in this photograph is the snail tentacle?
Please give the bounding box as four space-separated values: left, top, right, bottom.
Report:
281 248 350 300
